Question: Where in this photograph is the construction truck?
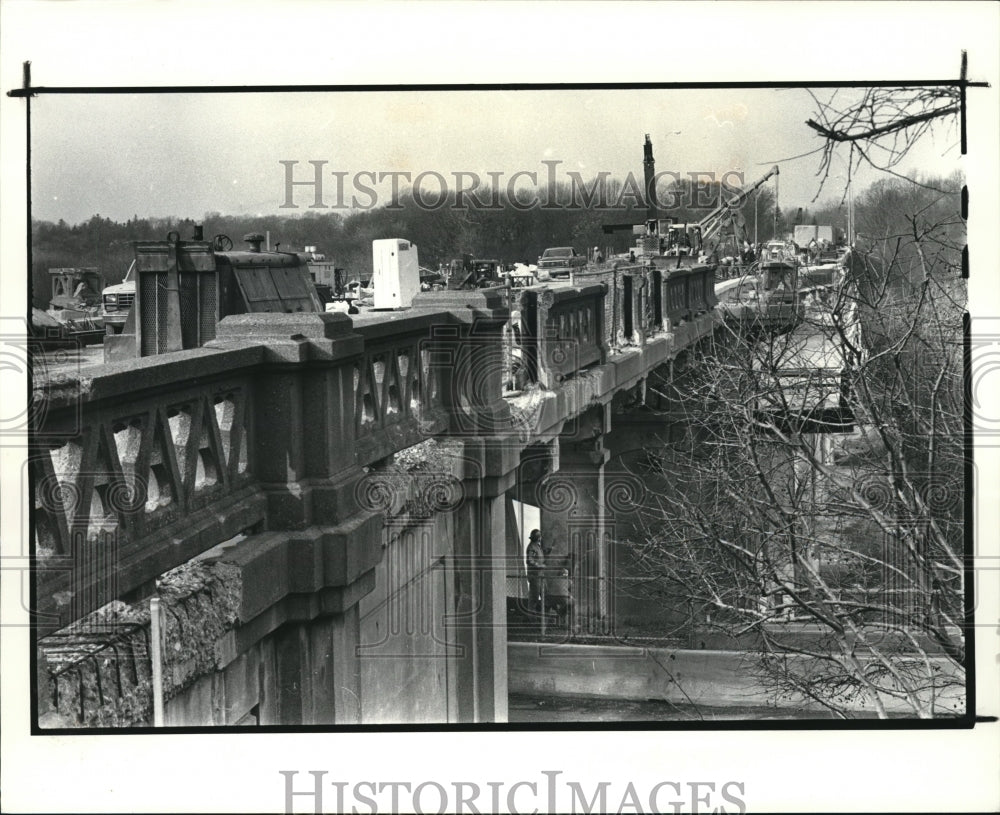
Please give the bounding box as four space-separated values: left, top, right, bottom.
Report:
793 224 834 249
298 245 347 305
101 262 135 334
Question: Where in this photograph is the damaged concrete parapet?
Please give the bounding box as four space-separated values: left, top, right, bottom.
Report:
38 509 386 729
410 289 515 439
38 558 242 728
411 286 511 324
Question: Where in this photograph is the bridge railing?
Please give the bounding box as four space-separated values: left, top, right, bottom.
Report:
657 260 717 329
33 266 719 631
517 283 607 388
34 298 516 629
351 312 451 467
515 260 718 387
33 346 268 632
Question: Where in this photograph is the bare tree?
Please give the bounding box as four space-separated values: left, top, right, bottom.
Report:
805 58 965 197
619 174 965 718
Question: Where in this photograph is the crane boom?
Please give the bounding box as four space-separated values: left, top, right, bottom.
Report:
698 165 779 244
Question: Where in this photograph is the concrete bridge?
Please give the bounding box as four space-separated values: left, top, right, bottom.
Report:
32 258 725 727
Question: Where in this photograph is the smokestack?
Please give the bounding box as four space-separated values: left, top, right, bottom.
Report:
643 134 657 223
192 224 204 241
243 232 265 252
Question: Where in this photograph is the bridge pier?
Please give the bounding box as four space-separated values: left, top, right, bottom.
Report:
449 472 511 722
538 405 612 633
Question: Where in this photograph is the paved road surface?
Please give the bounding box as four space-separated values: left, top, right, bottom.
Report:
33 343 105 382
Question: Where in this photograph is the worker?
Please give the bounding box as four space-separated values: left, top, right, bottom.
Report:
545 554 573 626
525 529 545 613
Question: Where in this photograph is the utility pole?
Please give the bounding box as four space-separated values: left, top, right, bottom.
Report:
773 172 779 240
754 189 759 246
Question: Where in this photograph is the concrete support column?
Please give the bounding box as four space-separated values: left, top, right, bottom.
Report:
249 607 361 726
478 489 509 721
411 288 517 723
330 606 362 724
449 443 516 723
272 621 309 725
540 439 610 633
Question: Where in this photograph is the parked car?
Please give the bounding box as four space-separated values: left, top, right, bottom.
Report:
536 246 586 280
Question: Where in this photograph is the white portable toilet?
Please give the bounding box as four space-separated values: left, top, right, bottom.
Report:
371 238 420 309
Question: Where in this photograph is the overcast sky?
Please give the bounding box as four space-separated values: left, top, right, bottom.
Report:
30 86 961 226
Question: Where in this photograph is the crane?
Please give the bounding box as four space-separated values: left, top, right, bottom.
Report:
697 164 779 253
655 164 779 263
616 136 780 264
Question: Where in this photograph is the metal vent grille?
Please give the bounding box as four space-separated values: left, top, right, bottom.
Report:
199 274 217 343
179 272 200 350
173 271 219 347
139 272 162 356
155 271 170 353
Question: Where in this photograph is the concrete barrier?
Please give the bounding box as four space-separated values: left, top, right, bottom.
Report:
508 642 965 716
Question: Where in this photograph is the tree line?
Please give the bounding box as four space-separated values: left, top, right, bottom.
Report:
30 175 853 308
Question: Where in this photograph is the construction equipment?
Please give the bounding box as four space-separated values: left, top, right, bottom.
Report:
104 228 325 362
46 268 106 344
793 224 834 250
695 164 779 261
716 259 801 335
446 255 505 290
299 245 348 305
372 238 420 309
610 136 779 267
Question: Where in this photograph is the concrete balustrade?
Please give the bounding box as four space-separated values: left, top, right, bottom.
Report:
34 270 721 727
